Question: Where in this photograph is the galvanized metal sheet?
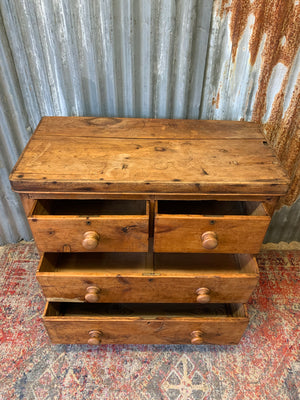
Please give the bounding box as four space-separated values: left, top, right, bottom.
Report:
265 196 300 243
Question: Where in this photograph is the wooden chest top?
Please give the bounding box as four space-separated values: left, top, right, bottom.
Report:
10 117 289 195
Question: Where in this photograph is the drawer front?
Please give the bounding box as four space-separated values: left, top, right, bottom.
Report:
43 302 249 345
29 217 148 252
37 253 259 303
28 200 149 252
154 200 270 253
154 215 270 253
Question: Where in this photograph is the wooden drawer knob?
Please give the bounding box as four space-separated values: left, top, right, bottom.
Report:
191 330 204 345
201 231 218 249
196 287 211 303
85 286 101 303
88 330 103 346
82 231 100 249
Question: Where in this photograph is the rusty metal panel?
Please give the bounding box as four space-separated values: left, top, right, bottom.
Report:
201 0 300 124
201 0 300 206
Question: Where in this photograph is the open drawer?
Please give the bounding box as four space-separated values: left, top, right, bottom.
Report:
154 200 270 253
28 199 149 252
43 302 249 345
37 252 259 303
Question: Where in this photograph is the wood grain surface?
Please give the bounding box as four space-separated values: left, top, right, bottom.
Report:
28 199 149 252
43 302 249 345
10 117 289 195
154 215 270 253
37 253 259 303
28 216 149 253
30 117 266 139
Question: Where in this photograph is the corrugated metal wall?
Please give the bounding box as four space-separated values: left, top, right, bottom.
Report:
0 0 299 245
202 0 300 208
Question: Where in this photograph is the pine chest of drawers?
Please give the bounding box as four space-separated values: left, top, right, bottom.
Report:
10 117 289 345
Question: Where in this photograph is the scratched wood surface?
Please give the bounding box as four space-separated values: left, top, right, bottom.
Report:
28 215 149 253
28 199 149 252
10 117 289 195
43 302 248 344
154 215 270 253
37 253 258 303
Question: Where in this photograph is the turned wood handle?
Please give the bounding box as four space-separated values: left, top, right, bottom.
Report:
196 287 211 303
201 231 218 249
85 286 101 303
82 231 100 249
191 330 204 345
88 330 103 345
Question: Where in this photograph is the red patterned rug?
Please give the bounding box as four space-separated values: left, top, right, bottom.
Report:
0 242 299 399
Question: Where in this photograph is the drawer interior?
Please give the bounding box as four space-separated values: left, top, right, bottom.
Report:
45 302 247 318
157 200 267 216
154 253 258 275
39 252 148 274
32 199 148 216
38 252 258 276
